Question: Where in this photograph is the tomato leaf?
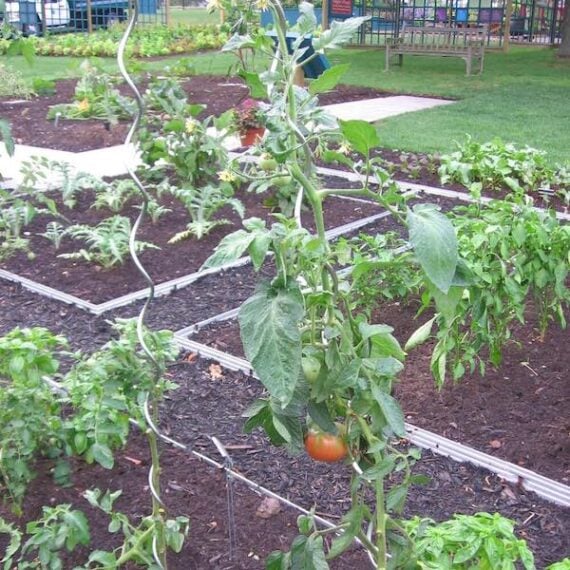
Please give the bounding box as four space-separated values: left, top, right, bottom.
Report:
309 64 350 96
202 218 269 270
239 282 304 407
339 119 380 156
328 505 367 558
290 534 329 570
386 484 408 513
266 550 289 569
307 400 336 434
407 204 458 294
238 70 268 100
370 384 406 437
201 229 254 270
312 16 370 51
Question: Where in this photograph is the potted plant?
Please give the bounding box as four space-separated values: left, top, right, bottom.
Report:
234 98 265 146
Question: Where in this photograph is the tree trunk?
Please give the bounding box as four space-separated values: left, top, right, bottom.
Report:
559 5 570 57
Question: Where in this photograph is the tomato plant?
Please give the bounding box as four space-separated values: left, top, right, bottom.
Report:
305 427 348 462
204 1 552 568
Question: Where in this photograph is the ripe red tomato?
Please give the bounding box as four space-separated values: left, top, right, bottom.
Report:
304 429 348 463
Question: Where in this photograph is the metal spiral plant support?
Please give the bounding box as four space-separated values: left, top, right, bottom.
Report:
116 3 168 567
116 3 239 566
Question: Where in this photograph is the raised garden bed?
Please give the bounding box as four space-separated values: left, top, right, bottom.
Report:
0 178 384 304
0 356 568 569
187 297 569 485
1 76 392 153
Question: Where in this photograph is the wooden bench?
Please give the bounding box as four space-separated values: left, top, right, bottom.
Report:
385 25 487 76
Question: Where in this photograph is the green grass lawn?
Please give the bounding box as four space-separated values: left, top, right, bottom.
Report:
168 7 220 26
2 43 569 164
329 46 570 165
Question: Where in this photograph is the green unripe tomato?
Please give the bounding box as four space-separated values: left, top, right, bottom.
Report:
272 175 293 187
259 155 278 172
302 356 321 383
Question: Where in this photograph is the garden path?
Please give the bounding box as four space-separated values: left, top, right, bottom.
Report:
322 95 454 121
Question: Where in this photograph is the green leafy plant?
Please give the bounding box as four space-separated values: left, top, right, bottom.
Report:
19 156 99 209
0 63 32 99
427 199 569 385
162 182 244 241
0 328 69 513
47 60 136 125
41 221 68 250
439 137 569 197
32 23 228 58
401 512 535 569
339 231 422 309
0 321 185 565
91 178 139 212
18 505 90 569
202 2 543 567
348 199 569 386
139 101 235 188
0 165 61 260
82 488 188 567
32 77 57 96
60 216 159 268
62 320 179 469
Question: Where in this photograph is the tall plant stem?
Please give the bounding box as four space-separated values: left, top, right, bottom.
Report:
375 477 387 570
147 398 167 569
355 414 388 569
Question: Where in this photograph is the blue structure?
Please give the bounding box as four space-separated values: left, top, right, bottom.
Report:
266 31 331 79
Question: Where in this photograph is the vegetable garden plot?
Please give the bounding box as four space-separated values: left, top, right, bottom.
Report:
1 354 566 569
0 177 386 305
187 296 569 484
0 429 370 570
156 357 569 569
317 148 569 214
0 76 391 153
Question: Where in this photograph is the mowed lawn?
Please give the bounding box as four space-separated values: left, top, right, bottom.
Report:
3 33 569 164
330 46 570 165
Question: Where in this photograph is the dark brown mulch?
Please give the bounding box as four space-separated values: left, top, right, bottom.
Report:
0 74 392 153
0 178 383 304
190 291 570 486
0 357 568 569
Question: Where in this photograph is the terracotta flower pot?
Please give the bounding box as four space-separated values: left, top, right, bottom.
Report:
240 127 265 147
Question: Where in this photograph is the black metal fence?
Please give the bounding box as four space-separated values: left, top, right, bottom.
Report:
2 0 168 35
350 0 565 46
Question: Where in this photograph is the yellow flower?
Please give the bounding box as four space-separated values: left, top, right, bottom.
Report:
77 98 90 113
185 118 198 134
218 169 236 183
339 143 352 155
256 0 269 10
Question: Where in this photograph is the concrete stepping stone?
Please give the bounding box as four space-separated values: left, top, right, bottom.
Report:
322 95 454 122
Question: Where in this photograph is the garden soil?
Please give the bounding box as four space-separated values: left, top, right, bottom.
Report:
1 75 569 569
